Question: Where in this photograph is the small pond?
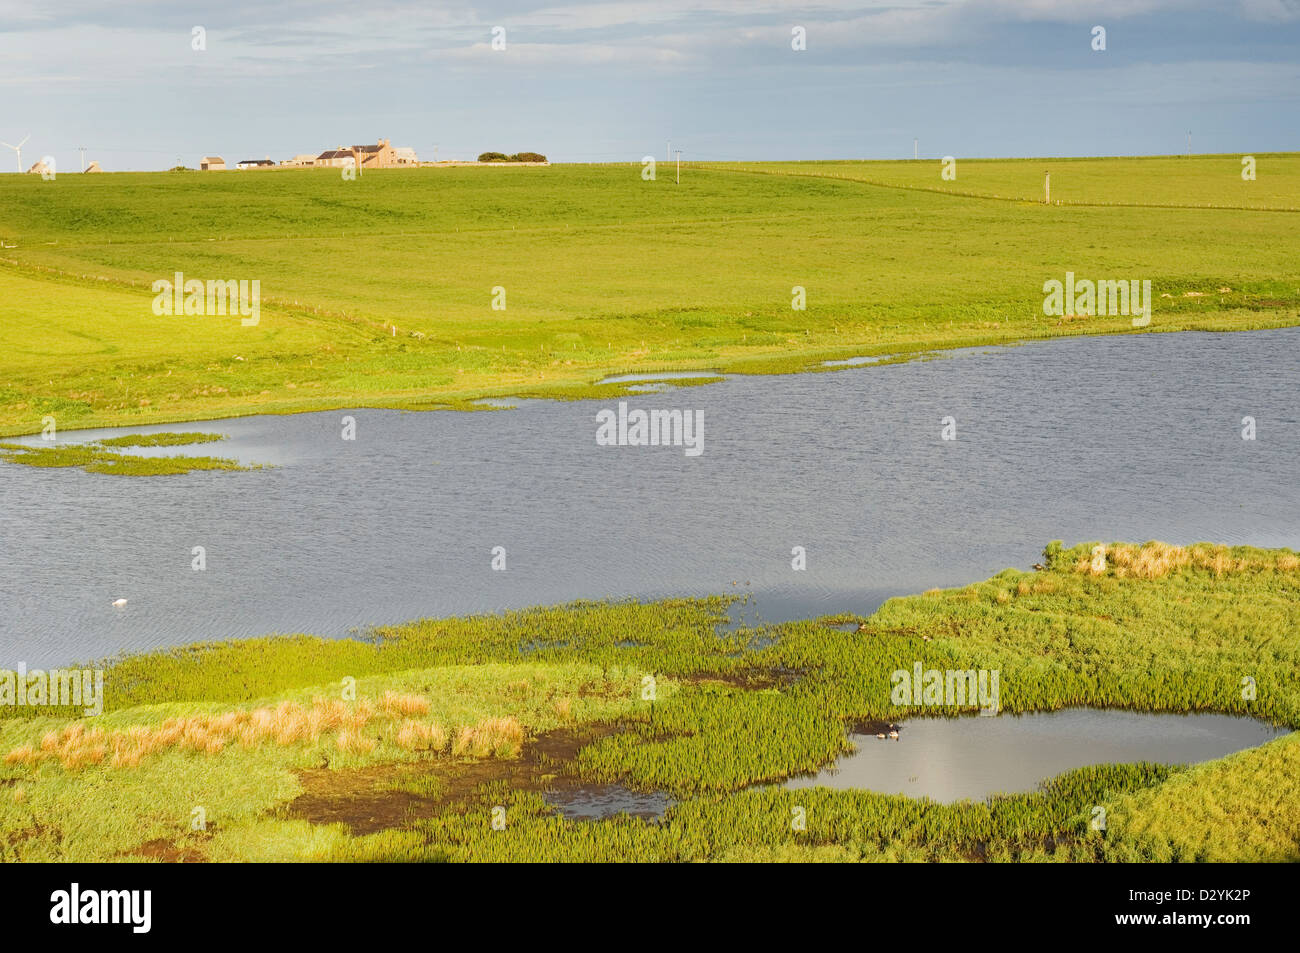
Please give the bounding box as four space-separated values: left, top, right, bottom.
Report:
785 709 1292 803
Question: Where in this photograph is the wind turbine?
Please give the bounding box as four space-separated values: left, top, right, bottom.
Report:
1 134 30 173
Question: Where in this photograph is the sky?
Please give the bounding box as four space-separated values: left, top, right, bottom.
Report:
0 0 1297 171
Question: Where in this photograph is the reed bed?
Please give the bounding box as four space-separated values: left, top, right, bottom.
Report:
3 692 519 772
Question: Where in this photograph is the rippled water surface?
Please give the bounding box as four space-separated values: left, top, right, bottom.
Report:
2 329 1297 666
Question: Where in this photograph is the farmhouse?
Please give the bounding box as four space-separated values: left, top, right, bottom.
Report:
316 147 356 169
316 139 414 170
351 139 397 168
236 158 274 170
26 159 52 175
280 154 316 167
200 156 225 170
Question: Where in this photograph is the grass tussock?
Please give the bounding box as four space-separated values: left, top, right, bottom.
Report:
451 717 525 759
1057 539 1300 579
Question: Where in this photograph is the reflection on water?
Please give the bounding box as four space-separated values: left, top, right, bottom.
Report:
2 329 1299 666
785 709 1292 803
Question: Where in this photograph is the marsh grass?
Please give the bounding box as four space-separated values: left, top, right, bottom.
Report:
0 440 254 475
2 542 1297 861
96 431 226 447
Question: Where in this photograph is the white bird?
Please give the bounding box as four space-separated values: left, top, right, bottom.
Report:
112 598 127 607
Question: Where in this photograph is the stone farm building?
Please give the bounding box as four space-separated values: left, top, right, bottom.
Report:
316 140 418 169
200 156 225 170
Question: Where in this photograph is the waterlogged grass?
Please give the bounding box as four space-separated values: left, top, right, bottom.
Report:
96 431 226 447
0 440 254 475
1 158 1297 435
1 542 1296 861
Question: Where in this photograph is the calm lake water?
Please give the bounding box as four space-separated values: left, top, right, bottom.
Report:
785 710 1292 803
2 328 1298 667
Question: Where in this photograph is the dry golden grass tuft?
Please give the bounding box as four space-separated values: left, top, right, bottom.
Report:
451 716 524 759
1072 541 1300 580
380 692 431 718
395 719 448 751
4 690 531 772
335 729 377 755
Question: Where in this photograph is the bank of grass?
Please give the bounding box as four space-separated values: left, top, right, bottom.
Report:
0 440 254 475
1 541 1296 861
1 157 1298 436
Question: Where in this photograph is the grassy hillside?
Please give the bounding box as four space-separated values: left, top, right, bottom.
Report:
2 158 1298 436
710 153 1300 209
2 541 1296 862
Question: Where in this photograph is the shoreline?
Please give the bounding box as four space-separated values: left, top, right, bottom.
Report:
3 317 1298 440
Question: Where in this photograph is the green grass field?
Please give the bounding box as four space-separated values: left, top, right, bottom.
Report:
3 542 1297 862
2 156 1298 437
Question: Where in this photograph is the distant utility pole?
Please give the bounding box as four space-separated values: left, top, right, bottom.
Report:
914 138 918 160
78 146 86 172
1044 171 1051 204
675 150 681 184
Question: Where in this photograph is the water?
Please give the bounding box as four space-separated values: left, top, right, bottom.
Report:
785 710 1292 803
545 785 673 821
2 328 1297 667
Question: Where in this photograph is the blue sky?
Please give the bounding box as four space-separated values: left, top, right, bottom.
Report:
1 0 1297 171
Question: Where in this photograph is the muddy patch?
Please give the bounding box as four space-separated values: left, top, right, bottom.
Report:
285 723 652 836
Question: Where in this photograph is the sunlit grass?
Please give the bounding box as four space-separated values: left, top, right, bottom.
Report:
1 159 1297 436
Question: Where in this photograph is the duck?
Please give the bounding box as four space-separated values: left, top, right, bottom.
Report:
112 598 127 607
875 733 886 740
888 730 899 740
